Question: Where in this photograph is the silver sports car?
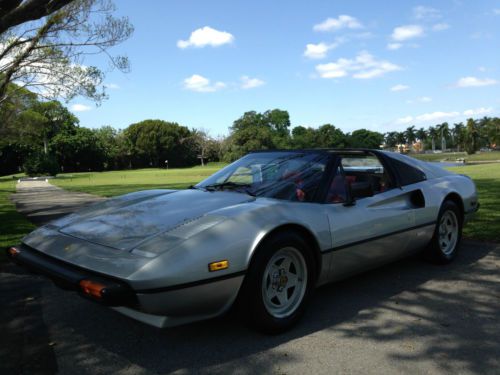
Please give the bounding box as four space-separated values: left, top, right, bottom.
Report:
8 149 479 332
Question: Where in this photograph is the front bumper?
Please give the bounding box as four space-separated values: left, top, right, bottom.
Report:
6 244 137 307
7 244 246 328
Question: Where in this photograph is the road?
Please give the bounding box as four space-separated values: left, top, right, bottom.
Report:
1 181 499 374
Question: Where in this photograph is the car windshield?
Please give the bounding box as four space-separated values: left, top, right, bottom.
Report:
196 152 330 202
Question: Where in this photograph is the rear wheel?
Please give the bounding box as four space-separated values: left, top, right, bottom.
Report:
238 231 315 333
426 200 462 264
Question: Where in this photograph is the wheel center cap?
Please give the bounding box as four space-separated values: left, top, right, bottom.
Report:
279 275 288 287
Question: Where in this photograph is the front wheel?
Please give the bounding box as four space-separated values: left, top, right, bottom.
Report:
425 200 463 264
238 231 315 333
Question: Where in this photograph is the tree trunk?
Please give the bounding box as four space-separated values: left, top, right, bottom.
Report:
0 0 72 35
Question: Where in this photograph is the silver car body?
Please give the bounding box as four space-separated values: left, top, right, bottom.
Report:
16 150 479 328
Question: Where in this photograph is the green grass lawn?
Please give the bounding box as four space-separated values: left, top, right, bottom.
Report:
411 151 500 162
51 162 228 196
448 163 500 242
0 175 36 263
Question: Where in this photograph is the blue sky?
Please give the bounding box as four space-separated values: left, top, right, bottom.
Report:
70 0 500 136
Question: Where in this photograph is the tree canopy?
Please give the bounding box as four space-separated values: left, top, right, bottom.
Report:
0 0 133 104
1 88 499 176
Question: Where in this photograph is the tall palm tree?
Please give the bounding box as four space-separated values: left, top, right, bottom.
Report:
452 123 464 152
395 132 407 153
428 126 438 151
384 131 398 149
465 118 479 154
405 126 416 150
438 122 450 151
416 127 427 152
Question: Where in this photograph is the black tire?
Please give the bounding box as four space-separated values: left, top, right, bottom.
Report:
425 200 463 264
237 231 316 334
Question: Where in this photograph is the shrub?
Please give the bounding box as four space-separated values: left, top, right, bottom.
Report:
23 153 60 176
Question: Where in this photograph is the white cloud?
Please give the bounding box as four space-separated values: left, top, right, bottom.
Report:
432 23 450 31
395 107 496 126
415 111 460 122
183 74 226 92
391 25 424 41
316 51 401 79
493 9 500 15
413 6 441 20
396 116 414 124
70 104 92 112
455 76 498 87
103 83 119 89
177 26 234 49
478 66 487 72
303 41 340 59
240 76 265 89
463 107 493 116
313 15 363 32
391 84 410 92
387 43 403 50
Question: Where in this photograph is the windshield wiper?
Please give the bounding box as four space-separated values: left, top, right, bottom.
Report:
188 185 206 191
202 182 256 196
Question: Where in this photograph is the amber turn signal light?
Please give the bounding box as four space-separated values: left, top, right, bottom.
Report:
79 279 106 299
8 247 20 257
208 260 229 272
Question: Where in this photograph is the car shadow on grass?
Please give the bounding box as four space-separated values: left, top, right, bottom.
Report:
12 239 496 374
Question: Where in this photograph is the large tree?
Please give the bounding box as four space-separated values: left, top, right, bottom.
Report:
0 0 133 105
348 129 384 149
19 99 78 153
316 124 347 148
51 125 104 171
124 119 195 168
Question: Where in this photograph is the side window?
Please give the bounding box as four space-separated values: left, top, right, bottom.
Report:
391 159 426 186
340 153 394 196
326 165 347 203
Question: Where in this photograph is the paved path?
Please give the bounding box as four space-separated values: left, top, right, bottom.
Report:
11 180 105 225
1 181 500 374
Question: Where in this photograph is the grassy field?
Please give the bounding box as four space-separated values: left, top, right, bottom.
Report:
411 151 500 162
51 163 227 196
0 176 36 262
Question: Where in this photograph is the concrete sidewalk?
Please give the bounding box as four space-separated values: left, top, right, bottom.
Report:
11 180 105 225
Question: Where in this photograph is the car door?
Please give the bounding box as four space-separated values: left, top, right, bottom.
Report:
322 153 420 282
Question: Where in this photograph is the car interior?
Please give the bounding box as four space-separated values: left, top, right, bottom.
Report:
327 153 394 203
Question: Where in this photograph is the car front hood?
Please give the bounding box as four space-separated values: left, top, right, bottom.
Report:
57 189 254 251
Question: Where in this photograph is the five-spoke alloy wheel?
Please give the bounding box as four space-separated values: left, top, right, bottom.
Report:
427 200 463 264
261 247 308 319
238 231 315 333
